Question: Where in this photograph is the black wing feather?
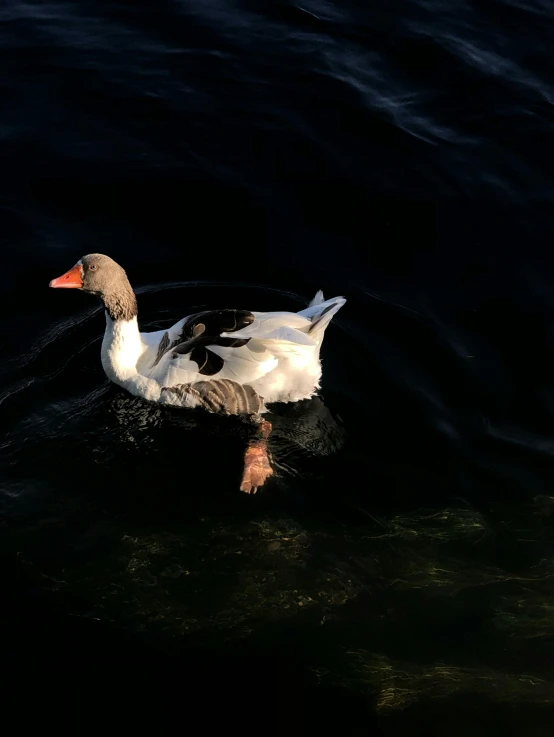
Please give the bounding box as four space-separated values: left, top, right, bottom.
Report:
170 309 254 376
179 309 254 342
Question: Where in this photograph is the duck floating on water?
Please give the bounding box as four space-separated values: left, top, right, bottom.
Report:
49 254 346 493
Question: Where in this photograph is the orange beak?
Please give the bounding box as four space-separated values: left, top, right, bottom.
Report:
49 263 83 289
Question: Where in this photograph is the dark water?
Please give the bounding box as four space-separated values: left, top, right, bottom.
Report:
2 0 554 732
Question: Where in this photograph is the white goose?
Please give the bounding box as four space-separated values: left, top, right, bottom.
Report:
49 254 346 493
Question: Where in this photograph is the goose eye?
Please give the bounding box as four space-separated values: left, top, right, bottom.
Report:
89 264 98 271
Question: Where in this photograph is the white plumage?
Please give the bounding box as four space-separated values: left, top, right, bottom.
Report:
102 293 346 411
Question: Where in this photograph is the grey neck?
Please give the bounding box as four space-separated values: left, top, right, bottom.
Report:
102 285 138 322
